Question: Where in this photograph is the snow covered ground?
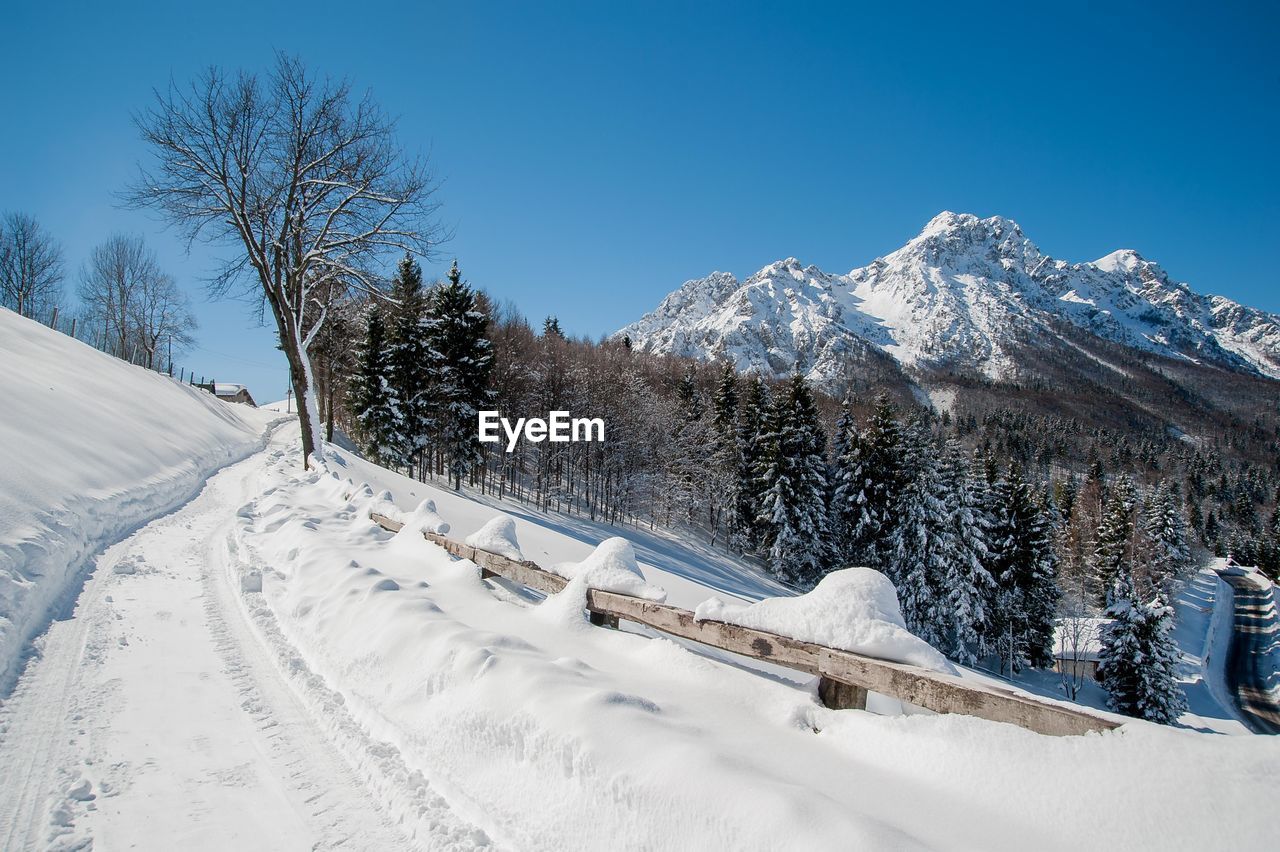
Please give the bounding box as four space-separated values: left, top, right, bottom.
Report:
0 309 278 693
2 308 1278 850
1171 564 1254 734
227 432 1279 850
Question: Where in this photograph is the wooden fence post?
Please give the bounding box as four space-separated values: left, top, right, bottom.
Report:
588 611 620 629
818 677 868 711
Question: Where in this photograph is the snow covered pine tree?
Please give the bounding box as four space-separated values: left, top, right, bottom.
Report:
347 306 402 466
887 420 951 648
837 394 904 568
425 261 494 490
383 253 434 473
986 463 1060 674
755 374 829 586
938 439 995 665
1097 563 1187 724
731 375 770 553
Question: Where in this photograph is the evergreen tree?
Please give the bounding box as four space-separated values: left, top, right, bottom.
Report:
424 261 494 489
710 361 738 433
886 420 950 647
939 440 995 664
828 399 861 559
542 315 564 339
347 306 401 466
986 464 1061 673
669 366 707 521
676 366 702 422
1092 477 1137 607
1097 566 1188 724
386 253 432 468
756 374 829 586
1142 481 1191 591
1203 510 1220 547
731 375 770 552
840 394 903 567
709 361 742 538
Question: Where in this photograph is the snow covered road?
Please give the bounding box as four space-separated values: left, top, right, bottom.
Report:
0 425 420 850
1219 570 1280 735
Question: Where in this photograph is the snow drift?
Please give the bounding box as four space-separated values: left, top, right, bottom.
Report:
550 537 667 602
464 514 523 560
228 437 1280 850
695 567 955 673
0 308 276 690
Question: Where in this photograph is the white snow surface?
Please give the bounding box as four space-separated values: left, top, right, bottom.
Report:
464 514 523 560
1170 564 1253 734
548 537 667 602
2 306 1279 849
618 211 1280 383
0 308 278 690
401 498 451 536
696 567 955 673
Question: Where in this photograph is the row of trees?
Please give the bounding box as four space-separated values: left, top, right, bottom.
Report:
0 213 196 372
0 212 64 320
344 300 1194 718
347 256 492 490
716 382 1059 674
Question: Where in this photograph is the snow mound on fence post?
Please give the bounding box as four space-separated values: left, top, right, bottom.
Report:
465 515 524 560
694 567 954 673
399 499 450 535
551 538 666 602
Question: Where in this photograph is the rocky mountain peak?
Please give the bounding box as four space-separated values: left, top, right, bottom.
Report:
618 213 1280 384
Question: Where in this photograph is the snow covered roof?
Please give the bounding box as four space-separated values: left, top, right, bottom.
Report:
214 383 246 395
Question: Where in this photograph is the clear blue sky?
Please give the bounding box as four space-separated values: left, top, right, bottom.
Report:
2 1 1277 401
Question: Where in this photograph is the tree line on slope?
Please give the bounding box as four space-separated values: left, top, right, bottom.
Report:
339 275 1280 723
0 216 196 372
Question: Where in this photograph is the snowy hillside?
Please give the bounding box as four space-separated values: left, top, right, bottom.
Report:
618 212 1280 384
0 308 277 690
1 304 1277 850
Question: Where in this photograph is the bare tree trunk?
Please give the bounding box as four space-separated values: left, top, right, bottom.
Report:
325 371 336 443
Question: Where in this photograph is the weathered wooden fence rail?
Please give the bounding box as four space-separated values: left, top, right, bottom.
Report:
370 511 1119 737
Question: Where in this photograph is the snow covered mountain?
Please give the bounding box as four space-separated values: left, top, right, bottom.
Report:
618 212 1280 385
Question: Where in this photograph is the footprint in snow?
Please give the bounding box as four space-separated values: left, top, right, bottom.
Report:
596 691 661 714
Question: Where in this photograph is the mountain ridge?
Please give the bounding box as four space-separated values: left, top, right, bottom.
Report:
617 212 1280 386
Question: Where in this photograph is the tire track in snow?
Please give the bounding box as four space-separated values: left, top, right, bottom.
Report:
223 441 496 850
0 425 421 850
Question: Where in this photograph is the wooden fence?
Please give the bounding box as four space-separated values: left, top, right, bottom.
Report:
370 512 1120 737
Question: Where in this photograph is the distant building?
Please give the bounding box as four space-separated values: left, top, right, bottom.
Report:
1052 616 1111 681
211 382 256 407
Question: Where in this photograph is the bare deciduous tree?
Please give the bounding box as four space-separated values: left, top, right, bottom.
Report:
79 234 153 357
78 234 196 368
128 54 443 467
135 272 197 370
0 212 65 320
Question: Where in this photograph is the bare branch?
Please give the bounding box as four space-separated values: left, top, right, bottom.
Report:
127 54 445 465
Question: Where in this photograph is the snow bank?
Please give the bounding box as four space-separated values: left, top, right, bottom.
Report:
464 514 523 560
233 439 1280 851
0 308 277 691
399 498 450 536
695 567 954 673
550 537 666 602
